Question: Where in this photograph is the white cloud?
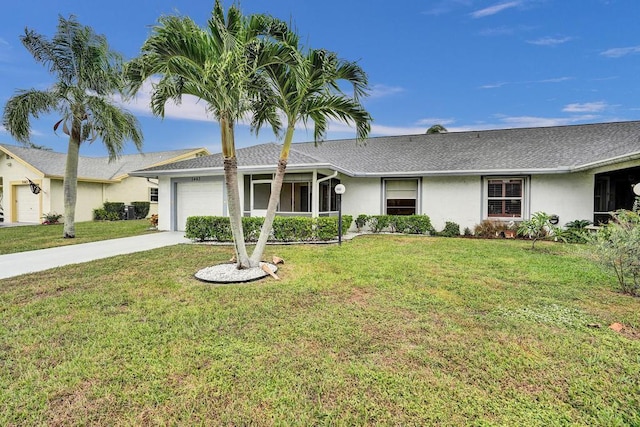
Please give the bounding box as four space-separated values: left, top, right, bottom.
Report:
562 101 608 113
115 79 215 123
471 1 521 18
480 82 508 89
527 36 572 46
600 45 640 58
496 115 599 128
537 76 572 83
368 84 404 99
479 76 572 89
415 117 456 126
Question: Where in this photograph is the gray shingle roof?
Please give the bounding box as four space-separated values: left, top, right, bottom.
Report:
133 121 640 177
0 144 205 181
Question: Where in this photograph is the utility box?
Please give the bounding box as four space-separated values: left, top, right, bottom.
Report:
124 205 136 220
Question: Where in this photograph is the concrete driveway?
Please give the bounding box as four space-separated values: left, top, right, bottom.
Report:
0 232 191 280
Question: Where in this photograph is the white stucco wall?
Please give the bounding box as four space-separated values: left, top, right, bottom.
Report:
157 176 172 231
423 176 482 232
103 176 157 216
340 176 381 217
0 158 43 222
529 172 594 225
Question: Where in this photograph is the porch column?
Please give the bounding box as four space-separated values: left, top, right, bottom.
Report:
311 170 319 218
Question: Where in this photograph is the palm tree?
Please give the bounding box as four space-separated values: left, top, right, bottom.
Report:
249 44 371 264
2 16 143 238
125 0 289 268
426 124 447 134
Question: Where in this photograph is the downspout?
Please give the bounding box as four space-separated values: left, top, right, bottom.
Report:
315 171 339 217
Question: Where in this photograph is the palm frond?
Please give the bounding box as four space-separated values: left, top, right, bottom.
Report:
2 89 59 143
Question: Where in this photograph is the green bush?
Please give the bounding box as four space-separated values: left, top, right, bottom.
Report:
439 221 461 237
589 210 640 296
131 201 150 219
242 217 264 242
185 216 215 242
355 214 369 231
315 215 353 241
103 202 125 219
184 216 352 242
273 217 314 242
394 215 433 234
368 215 392 233
41 212 63 225
518 212 560 249
93 208 108 221
560 219 592 244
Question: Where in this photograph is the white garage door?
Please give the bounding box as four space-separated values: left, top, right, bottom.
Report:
176 180 223 231
16 185 41 223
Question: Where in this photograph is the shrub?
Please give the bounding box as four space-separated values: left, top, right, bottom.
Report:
184 216 352 242
439 221 460 237
367 215 392 233
103 202 125 220
517 212 560 249
93 208 108 221
149 214 158 228
131 201 150 219
242 217 264 242
589 210 640 296
355 214 369 231
473 220 509 238
560 219 592 244
273 217 314 242
42 212 62 225
393 215 433 234
463 227 473 236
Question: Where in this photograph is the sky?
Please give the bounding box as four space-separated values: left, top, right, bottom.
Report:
0 0 639 157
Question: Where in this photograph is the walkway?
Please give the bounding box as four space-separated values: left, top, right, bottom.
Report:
0 232 191 280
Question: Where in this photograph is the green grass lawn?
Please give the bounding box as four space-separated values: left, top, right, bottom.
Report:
0 220 156 254
1 235 638 425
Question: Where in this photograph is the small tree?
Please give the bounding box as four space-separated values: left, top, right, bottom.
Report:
590 210 640 296
517 211 559 249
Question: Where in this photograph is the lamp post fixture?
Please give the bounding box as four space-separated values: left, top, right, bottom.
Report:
334 184 346 245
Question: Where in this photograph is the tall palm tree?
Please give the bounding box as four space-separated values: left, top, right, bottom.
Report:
126 0 289 269
249 44 371 264
2 16 143 238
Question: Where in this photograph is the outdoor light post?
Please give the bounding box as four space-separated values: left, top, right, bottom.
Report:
334 184 346 245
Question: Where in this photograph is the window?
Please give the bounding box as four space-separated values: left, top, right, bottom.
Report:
319 178 340 213
385 179 419 215
487 179 523 218
149 187 158 203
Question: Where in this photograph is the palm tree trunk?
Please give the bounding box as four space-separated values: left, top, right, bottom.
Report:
220 116 252 268
250 126 294 264
224 157 252 268
63 127 81 238
250 158 287 263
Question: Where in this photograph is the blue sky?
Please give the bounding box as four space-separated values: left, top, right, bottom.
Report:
1 0 639 156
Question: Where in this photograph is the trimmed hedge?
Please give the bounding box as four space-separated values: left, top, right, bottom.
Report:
361 214 433 235
131 201 150 219
185 215 352 242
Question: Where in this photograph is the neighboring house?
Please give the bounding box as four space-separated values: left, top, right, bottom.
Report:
0 144 208 223
131 121 640 233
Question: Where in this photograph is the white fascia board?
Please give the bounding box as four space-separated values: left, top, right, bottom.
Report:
571 152 640 172
349 167 572 177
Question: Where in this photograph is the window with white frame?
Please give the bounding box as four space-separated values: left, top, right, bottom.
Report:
384 179 419 215
487 178 523 218
149 187 159 203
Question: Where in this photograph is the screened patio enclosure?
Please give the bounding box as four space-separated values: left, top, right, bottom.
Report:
243 172 342 218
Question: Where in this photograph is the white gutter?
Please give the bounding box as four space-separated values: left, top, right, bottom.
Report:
571 152 640 172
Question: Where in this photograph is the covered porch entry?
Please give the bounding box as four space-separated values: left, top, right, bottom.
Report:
243 170 342 218
594 165 640 223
